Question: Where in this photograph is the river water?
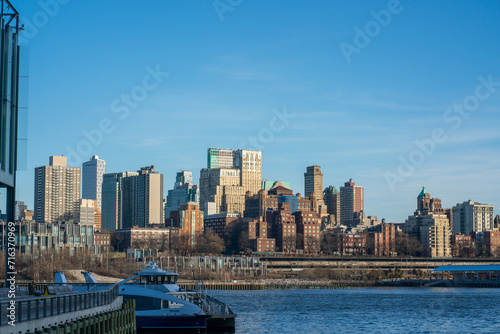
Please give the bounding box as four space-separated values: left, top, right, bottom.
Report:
209 287 500 333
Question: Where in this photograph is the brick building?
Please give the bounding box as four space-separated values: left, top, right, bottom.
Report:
341 233 367 255
483 231 500 256
367 223 396 256
294 211 321 255
204 212 241 238
267 202 296 254
244 185 323 219
450 234 474 257
169 203 204 250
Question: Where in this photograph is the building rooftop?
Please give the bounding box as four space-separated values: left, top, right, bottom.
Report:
418 186 428 198
324 185 339 195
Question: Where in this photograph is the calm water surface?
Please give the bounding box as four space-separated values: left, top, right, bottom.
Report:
209 288 500 333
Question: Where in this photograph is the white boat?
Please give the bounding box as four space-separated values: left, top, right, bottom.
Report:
117 262 236 332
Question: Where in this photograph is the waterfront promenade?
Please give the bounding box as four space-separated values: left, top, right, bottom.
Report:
0 283 135 334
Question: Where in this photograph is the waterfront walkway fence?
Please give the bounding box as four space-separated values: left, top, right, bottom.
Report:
0 283 119 327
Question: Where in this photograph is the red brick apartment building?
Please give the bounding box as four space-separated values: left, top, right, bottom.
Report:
267 202 296 254
483 231 500 256
371 224 396 256
294 211 321 255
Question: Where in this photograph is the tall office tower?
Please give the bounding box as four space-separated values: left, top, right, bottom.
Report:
452 200 494 234
201 148 262 216
101 171 138 230
339 178 364 226
234 149 262 196
304 166 323 202
165 170 199 220
82 155 106 211
175 170 193 187
323 186 340 224
34 156 81 223
199 168 244 215
207 148 235 169
122 166 164 228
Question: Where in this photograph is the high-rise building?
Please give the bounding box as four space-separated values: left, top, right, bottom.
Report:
79 199 95 226
294 210 321 255
101 171 138 230
339 179 364 226
405 213 451 257
15 201 28 221
234 149 262 196
403 187 451 258
207 148 235 169
123 166 164 228
165 170 199 220
82 155 106 211
452 200 494 234
34 156 81 223
268 202 296 254
323 186 340 224
101 166 163 229
169 203 204 251
201 148 262 216
304 166 323 202
200 168 244 215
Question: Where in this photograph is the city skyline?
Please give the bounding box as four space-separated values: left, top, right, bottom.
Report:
3 1 499 223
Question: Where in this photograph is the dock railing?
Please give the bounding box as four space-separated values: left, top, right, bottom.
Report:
0 283 119 326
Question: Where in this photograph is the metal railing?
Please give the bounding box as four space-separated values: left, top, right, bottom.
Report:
0 283 119 326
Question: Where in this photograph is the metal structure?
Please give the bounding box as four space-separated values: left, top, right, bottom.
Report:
0 0 21 285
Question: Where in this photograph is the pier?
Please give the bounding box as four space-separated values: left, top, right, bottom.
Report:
179 280 359 290
0 283 135 334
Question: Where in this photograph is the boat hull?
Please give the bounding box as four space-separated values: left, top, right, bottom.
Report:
206 315 236 330
136 314 206 331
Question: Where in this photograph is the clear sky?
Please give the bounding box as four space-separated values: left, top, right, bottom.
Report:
4 0 500 223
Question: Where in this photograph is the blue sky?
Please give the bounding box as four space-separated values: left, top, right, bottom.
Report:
3 0 499 223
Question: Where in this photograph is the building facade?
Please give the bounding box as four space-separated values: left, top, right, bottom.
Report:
15 201 28 221
169 203 204 251
452 200 494 234
323 185 340 225
368 223 396 256
82 155 106 211
34 156 81 223
244 185 324 220
101 171 138 230
204 212 241 238
165 170 199 220
79 199 95 226
304 165 323 202
115 227 171 252
0 221 98 255
483 231 500 256
294 211 321 255
199 168 244 215
201 148 262 216
122 166 164 228
267 202 296 254
339 179 364 226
